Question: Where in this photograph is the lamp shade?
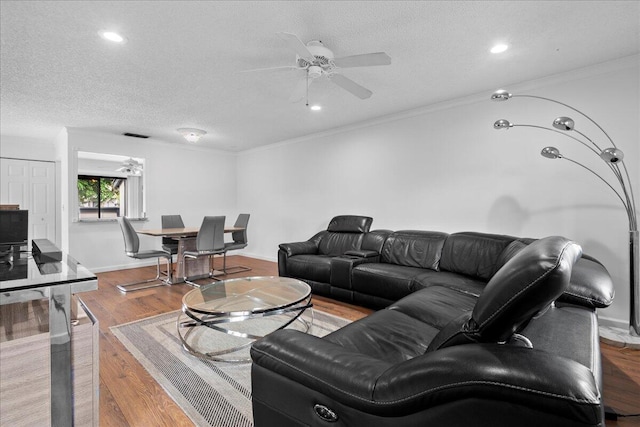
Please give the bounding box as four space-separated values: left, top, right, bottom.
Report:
491 90 512 101
552 117 575 131
493 119 513 129
541 147 561 159
600 147 624 164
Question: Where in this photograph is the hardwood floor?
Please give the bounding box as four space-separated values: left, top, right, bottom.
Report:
81 256 639 426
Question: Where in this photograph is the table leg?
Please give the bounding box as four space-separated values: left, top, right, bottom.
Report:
50 285 73 426
177 237 210 282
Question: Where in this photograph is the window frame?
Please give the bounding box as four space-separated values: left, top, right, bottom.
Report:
77 174 126 220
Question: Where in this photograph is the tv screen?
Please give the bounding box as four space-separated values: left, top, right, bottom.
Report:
0 210 28 246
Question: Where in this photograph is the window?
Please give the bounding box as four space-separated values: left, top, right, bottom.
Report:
77 175 126 219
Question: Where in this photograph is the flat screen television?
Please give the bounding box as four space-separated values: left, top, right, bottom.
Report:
0 210 29 248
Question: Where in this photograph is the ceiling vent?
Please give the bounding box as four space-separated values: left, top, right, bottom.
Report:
123 132 149 139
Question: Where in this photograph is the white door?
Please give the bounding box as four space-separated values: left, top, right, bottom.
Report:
1 158 56 243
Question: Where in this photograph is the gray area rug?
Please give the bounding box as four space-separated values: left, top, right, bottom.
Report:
111 309 350 427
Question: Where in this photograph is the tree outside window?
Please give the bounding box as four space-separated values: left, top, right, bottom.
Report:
78 175 125 219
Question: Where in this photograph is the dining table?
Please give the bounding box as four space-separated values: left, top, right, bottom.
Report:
137 226 244 283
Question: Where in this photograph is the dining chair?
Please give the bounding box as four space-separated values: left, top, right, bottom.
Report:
116 216 173 293
183 216 227 287
161 214 184 254
223 213 251 274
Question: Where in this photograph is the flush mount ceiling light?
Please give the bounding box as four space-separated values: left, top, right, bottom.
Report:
490 43 508 54
177 128 207 143
99 30 126 43
310 105 322 111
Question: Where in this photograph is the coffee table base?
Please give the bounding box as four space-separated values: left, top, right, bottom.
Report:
177 297 313 362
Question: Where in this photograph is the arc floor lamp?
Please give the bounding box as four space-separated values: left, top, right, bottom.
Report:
492 89 638 343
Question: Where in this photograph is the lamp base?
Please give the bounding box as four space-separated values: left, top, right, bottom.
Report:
599 325 640 350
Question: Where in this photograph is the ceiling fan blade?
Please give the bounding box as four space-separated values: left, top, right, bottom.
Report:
238 65 300 73
276 32 315 62
329 74 372 99
333 52 391 68
289 74 310 102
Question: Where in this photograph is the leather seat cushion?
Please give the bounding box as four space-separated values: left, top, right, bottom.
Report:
325 309 439 364
389 285 478 330
352 263 426 301
411 270 486 297
286 254 332 283
325 285 477 364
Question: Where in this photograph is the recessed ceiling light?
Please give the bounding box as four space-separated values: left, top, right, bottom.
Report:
100 31 126 43
310 105 322 111
490 44 508 54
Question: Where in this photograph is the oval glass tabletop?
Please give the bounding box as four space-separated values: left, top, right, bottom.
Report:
182 276 311 315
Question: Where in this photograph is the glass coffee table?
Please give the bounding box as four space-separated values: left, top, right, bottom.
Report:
177 276 313 362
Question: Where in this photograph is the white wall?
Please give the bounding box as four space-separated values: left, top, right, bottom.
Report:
60 129 238 272
237 56 639 327
0 135 57 161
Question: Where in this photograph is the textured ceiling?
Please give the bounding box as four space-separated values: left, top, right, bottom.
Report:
1 1 638 152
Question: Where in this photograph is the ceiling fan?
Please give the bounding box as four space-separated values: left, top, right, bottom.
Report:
242 32 391 102
116 158 143 175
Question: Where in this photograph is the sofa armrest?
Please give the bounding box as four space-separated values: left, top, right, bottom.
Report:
559 256 614 308
278 240 318 257
374 344 601 420
345 249 379 258
252 332 601 424
251 329 391 407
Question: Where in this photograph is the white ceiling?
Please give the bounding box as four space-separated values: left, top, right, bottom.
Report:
1 1 638 152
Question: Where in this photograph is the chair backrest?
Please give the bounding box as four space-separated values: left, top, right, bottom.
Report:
196 216 225 252
161 214 184 245
118 216 139 255
232 213 250 244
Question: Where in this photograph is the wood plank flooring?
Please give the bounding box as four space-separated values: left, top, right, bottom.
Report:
81 256 639 426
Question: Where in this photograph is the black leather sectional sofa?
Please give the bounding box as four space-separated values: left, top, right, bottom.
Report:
277 216 613 311
252 216 615 426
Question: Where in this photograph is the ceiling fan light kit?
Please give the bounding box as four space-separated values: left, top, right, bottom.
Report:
116 158 143 175
177 128 206 143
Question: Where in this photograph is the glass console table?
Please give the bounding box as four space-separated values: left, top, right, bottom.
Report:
0 248 97 426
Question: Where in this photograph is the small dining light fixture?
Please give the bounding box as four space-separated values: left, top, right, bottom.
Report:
177 128 206 143
99 30 126 43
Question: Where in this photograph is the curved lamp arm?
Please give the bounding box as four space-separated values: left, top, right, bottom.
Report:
491 90 616 148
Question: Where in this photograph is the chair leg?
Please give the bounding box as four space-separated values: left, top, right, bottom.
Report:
221 252 252 275
117 256 172 293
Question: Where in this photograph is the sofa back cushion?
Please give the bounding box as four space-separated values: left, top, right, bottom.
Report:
427 236 582 351
318 232 365 256
439 232 517 281
381 230 448 270
327 215 373 233
362 229 393 253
